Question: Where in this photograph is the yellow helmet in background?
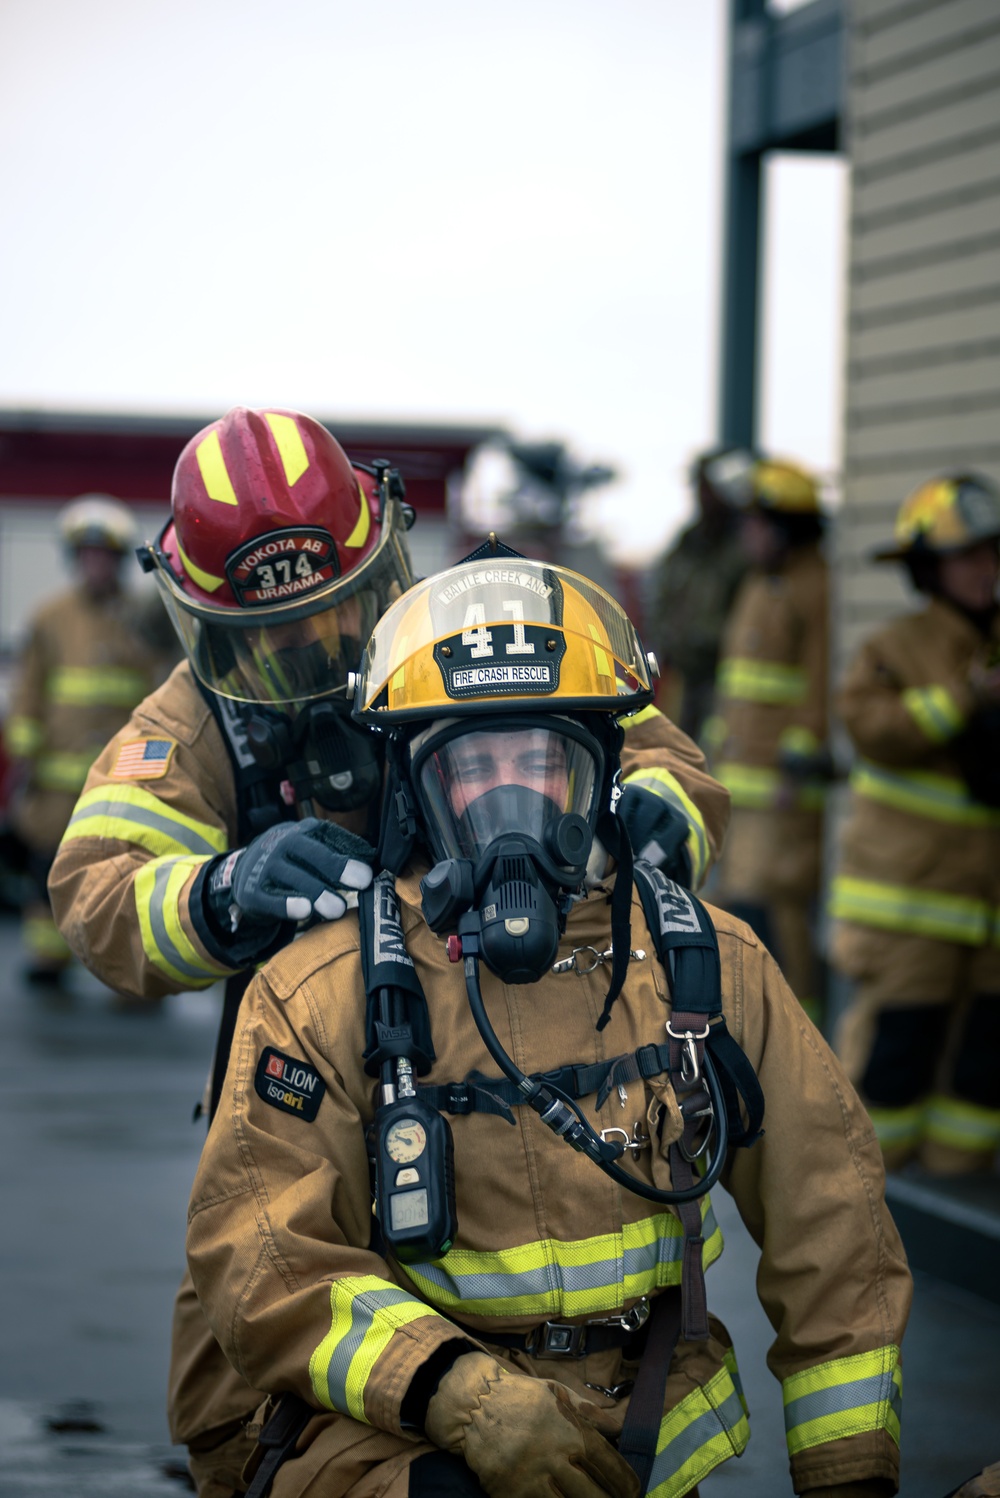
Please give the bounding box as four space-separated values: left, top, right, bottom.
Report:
745 458 822 516
353 551 654 726
872 473 1000 562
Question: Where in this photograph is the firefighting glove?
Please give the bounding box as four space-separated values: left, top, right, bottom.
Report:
617 778 692 886
424 1351 639 1498
196 820 374 962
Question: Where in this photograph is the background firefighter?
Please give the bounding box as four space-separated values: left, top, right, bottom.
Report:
5 495 170 986
705 457 832 1023
828 473 1000 1176
644 447 753 744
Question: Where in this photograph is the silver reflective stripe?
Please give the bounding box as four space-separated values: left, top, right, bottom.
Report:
321 1285 419 1411
783 1367 899 1435
67 795 222 857
649 1376 747 1494
409 1203 719 1313
147 860 220 981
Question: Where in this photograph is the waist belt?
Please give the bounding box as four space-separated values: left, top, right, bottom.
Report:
459 1297 651 1360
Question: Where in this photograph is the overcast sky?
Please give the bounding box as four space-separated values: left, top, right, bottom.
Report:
0 0 845 564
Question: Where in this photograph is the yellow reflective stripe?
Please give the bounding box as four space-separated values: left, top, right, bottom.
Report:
867 1103 924 1151
23 915 72 960
264 411 310 486
923 1094 1000 1151
829 876 991 945
344 479 372 549
46 665 148 708
623 766 710 887
778 724 819 756
717 762 825 812
901 684 965 743
649 1348 749 1498
135 854 233 986
701 714 727 752
177 537 225 593
35 751 96 791
783 1345 902 1457
850 761 1000 828
717 657 807 704
309 1275 449 1421
196 429 238 506
5 715 43 756
62 784 228 860
619 704 663 730
405 1202 722 1319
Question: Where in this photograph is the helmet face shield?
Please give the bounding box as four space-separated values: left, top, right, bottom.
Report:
150 506 413 704
409 717 602 869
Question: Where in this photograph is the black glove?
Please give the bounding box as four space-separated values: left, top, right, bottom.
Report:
196 819 375 962
617 780 692 885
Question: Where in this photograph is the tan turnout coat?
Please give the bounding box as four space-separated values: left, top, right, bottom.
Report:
187 871 911 1498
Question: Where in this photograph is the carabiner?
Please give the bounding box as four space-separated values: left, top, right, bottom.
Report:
665 1019 709 1085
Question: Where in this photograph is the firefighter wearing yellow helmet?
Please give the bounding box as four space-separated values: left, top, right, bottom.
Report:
47 466 730 1496
829 472 1000 1175
185 549 910 1498
704 457 832 1021
4 494 168 984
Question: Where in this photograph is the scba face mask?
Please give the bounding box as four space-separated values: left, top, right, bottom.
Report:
245 696 384 813
410 717 605 984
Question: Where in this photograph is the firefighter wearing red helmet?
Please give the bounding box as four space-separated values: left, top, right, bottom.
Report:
47 410 734 1497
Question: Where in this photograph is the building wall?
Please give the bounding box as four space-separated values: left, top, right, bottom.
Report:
838 0 1000 667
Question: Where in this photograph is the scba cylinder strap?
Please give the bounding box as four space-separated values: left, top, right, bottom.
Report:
358 866 764 1183
414 1024 762 1151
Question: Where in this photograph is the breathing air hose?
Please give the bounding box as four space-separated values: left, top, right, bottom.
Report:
460 937 729 1206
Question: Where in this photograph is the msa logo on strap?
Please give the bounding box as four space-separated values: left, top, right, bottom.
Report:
374 871 415 969
653 877 702 935
255 1047 326 1121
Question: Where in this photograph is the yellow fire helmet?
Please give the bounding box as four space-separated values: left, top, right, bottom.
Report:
872 473 1000 562
744 458 821 515
352 549 655 726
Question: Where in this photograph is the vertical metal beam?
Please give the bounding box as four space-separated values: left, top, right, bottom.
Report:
719 148 764 449
719 0 768 449
717 0 843 449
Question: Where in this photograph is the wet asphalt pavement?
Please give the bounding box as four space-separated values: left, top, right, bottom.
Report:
1 910 998 1497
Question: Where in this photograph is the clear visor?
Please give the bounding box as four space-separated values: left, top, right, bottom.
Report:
152 507 413 705
411 719 601 866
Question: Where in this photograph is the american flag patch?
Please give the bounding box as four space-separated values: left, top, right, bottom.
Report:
110 738 176 780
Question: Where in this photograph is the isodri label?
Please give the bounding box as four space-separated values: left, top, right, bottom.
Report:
254 1047 326 1122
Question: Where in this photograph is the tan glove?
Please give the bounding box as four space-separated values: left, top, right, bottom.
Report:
424 1351 639 1498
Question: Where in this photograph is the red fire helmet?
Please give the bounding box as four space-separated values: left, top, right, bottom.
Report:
142 407 415 705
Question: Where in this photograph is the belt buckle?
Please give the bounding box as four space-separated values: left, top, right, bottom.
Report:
531 1321 587 1358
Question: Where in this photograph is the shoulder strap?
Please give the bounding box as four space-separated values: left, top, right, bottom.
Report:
197 681 291 842
358 871 436 1076
632 859 763 1147
631 861 764 1341
632 860 721 1019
